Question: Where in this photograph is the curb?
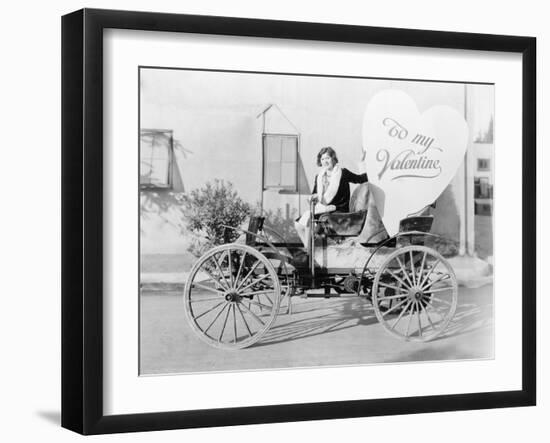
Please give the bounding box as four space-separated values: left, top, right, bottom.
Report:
141 272 187 292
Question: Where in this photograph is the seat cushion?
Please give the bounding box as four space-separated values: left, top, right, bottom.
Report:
399 215 434 233
318 211 367 237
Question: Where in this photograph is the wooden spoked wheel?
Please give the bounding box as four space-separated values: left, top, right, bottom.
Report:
372 245 458 342
184 244 281 349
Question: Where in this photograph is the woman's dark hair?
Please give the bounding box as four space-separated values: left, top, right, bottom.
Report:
316 146 338 167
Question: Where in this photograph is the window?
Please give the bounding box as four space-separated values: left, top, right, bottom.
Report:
474 177 492 199
262 134 298 191
140 129 173 188
477 158 490 171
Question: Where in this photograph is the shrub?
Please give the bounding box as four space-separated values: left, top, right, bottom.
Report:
256 206 300 242
183 180 251 255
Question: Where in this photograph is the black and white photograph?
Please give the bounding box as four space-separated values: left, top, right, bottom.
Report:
139 68 495 375
2 0 546 440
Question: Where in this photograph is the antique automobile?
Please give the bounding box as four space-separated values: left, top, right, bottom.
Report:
183 184 458 349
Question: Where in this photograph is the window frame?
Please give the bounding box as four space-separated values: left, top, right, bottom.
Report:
261 133 299 192
477 158 491 171
139 128 174 189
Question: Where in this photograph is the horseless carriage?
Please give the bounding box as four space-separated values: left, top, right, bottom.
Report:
183 184 458 349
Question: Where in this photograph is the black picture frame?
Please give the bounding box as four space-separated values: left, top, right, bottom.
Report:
61 8 536 435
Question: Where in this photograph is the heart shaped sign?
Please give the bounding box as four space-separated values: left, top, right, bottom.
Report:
363 89 469 236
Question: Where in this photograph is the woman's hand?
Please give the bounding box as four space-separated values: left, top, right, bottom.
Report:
309 194 319 204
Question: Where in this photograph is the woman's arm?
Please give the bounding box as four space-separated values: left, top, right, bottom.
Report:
343 168 368 184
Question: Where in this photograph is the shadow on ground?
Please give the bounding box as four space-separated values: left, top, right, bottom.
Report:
437 296 493 341
256 290 493 349
257 297 378 346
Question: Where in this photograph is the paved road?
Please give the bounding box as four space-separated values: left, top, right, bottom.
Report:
140 285 494 375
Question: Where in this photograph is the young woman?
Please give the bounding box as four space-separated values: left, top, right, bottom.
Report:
295 146 368 247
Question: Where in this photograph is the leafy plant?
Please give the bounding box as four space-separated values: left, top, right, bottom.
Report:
182 180 251 255
257 206 300 242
